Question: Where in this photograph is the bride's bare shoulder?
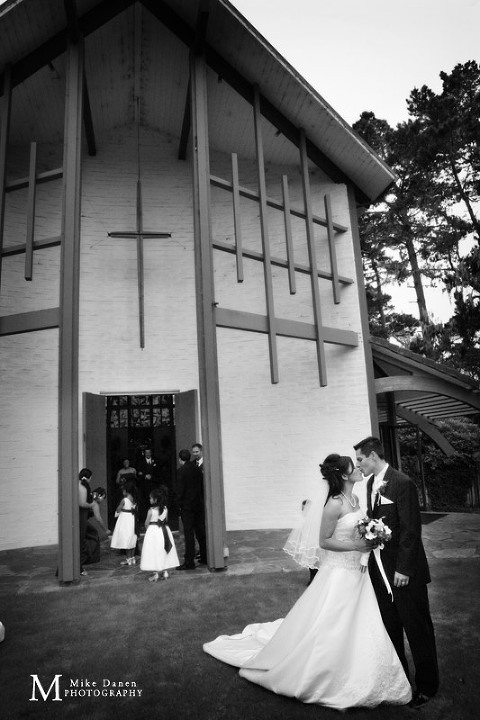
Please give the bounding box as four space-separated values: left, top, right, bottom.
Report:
324 496 342 514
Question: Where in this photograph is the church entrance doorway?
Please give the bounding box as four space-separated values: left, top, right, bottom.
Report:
106 394 176 528
83 390 199 532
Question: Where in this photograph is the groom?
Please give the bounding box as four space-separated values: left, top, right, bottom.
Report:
354 436 439 709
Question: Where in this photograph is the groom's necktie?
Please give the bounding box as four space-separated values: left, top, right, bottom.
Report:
371 478 382 511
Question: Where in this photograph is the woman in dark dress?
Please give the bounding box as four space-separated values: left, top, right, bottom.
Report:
84 487 111 565
78 468 95 575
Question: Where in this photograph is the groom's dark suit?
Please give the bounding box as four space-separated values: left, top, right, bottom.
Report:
367 466 439 697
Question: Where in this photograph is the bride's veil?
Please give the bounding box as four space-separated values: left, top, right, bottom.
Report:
283 478 329 569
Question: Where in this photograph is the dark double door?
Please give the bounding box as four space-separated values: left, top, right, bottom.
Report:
83 390 199 531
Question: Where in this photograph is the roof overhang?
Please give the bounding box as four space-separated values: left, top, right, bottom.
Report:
0 0 396 204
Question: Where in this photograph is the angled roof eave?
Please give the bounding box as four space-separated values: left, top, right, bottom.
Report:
0 0 397 203
217 0 398 203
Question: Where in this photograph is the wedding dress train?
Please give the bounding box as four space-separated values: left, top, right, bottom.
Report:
204 509 412 710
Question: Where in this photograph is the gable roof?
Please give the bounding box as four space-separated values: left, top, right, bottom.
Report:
0 0 396 203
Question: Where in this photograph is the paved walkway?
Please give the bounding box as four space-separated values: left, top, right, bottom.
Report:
0 512 479 595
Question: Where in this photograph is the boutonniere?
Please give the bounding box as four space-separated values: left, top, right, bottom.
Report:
378 480 388 496
374 479 388 497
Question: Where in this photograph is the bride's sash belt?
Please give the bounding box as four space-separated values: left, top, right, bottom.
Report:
373 547 393 599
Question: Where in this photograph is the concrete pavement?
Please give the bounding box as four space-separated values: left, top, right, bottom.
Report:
0 512 479 595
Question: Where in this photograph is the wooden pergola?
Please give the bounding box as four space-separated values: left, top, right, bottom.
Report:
371 337 480 506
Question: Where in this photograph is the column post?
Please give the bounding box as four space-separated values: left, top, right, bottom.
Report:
190 49 226 570
58 39 84 582
0 64 12 292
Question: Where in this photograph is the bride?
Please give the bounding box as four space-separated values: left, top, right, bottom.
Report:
203 455 412 710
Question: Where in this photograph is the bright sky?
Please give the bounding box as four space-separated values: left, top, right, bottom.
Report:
233 0 480 127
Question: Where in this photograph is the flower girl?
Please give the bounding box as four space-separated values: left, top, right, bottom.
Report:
140 486 179 582
110 481 138 565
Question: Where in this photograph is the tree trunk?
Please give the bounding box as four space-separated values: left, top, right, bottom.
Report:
372 257 387 333
404 235 433 353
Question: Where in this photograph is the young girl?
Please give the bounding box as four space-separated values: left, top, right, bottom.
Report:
110 481 138 565
140 486 179 582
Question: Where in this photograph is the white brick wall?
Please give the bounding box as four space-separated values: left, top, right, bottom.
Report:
0 331 59 549
0 127 372 550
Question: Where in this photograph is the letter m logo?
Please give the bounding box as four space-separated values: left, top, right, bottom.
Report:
30 675 63 702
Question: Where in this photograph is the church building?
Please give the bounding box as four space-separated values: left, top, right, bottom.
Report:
0 0 397 580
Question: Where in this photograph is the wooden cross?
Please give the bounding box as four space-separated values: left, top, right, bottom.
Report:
108 179 171 348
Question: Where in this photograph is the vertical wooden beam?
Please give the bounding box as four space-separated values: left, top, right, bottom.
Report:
178 77 191 160
253 85 279 384
82 69 97 156
324 193 340 304
58 39 84 583
134 2 144 350
0 64 12 293
386 391 401 469
416 425 428 510
136 179 145 349
25 141 37 281
64 0 95 155
299 128 327 386
179 0 208 159
231 153 243 283
282 174 296 294
190 48 226 570
347 184 379 435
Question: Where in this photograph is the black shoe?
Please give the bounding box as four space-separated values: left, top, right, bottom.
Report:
410 692 433 709
178 563 196 570
198 560 207 566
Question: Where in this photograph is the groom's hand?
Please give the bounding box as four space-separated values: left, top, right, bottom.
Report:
354 539 375 553
393 571 409 588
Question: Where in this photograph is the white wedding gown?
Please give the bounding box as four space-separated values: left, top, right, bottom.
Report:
204 509 412 710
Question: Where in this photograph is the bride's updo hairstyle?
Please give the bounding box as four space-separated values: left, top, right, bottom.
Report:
320 455 354 500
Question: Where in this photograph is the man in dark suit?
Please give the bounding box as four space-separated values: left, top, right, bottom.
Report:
191 442 203 472
136 448 160 525
175 448 207 570
354 436 439 709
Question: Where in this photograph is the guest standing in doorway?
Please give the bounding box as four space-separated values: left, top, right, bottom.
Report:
115 458 137 488
175 449 207 570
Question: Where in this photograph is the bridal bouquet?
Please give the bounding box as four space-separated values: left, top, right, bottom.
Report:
356 517 392 572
